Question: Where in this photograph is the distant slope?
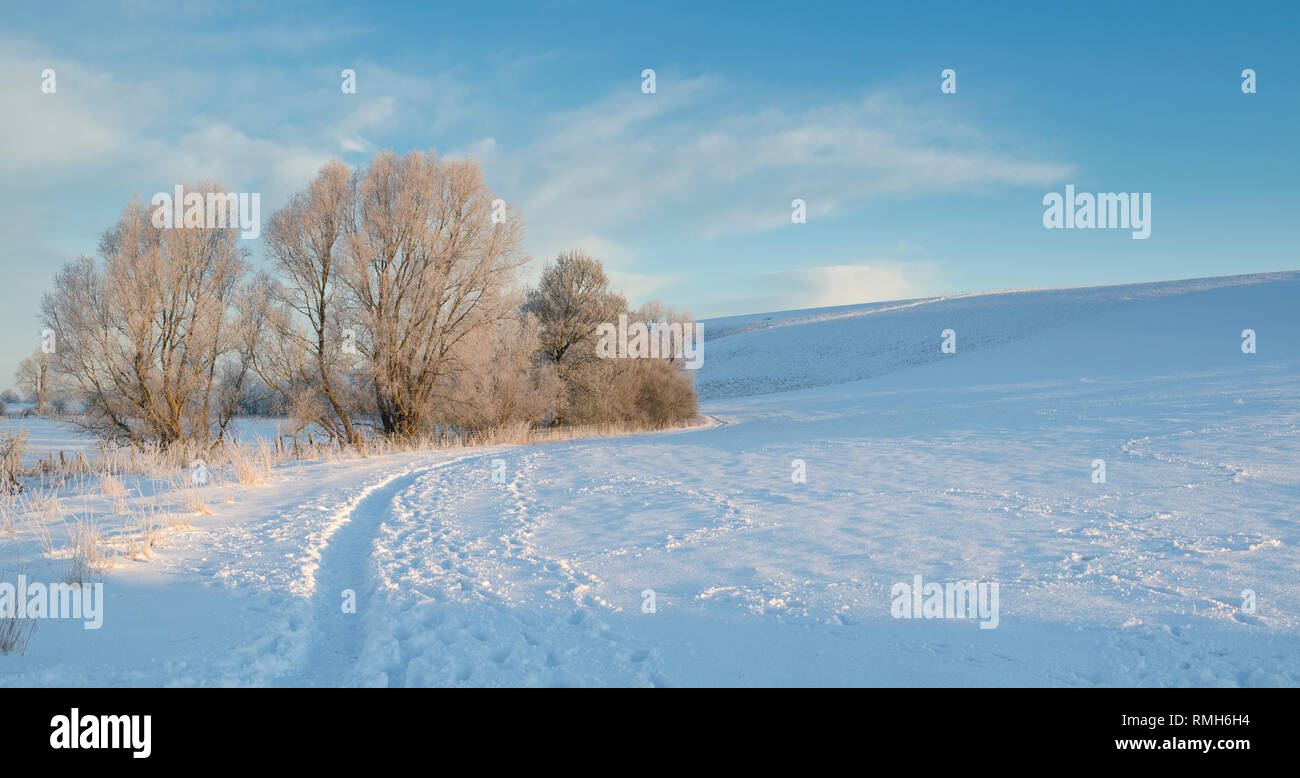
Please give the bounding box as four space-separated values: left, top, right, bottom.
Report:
697 271 1300 400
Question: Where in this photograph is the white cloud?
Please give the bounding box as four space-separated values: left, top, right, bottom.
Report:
606 268 678 304
695 260 949 317
0 48 125 171
120 123 334 215
0 39 350 379
333 96 398 153
764 261 946 309
482 82 1075 253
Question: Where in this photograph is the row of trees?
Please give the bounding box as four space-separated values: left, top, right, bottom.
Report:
31 151 697 447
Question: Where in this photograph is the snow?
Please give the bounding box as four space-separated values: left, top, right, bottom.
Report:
2 271 1298 686
0 414 303 468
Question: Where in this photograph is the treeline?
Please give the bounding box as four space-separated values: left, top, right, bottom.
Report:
31 151 697 447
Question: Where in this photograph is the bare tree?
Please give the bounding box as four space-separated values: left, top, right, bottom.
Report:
14 350 53 415
525 250 626 377
341 151 527 438
524 258 698 429
41 186 250 446
630 300 696 368
35 153 695 446
257 160 365 444
523 250 629 424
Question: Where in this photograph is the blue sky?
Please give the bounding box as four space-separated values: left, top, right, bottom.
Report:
2 0 1297 383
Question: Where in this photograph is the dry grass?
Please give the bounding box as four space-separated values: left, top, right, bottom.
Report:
178 480 211 515
0 610 36 655
0 491 19 534
7 413 703 495
100 472 127 497
64 514 108 585
25 489 61 556
101 473 130 515
0 550 36 655
225 440 273 484
121 499 173 560
347 416 702 459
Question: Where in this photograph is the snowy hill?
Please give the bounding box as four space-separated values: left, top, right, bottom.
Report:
2 271 1297 687
698 271 1300 399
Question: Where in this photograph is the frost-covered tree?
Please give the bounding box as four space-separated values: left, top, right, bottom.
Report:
524 254 696 428
256 160 365 444
524 250 626 379
14 350 53 414
40 186 251 445
340 151 528 438
629 300 696 368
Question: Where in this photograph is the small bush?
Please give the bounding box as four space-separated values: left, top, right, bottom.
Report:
565 357 697 428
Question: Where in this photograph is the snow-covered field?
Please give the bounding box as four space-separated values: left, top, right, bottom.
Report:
3 271 1298 686
0 413 302 467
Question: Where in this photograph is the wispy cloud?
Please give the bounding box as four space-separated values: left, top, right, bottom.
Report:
457 76 1071 315
476 78 1074 258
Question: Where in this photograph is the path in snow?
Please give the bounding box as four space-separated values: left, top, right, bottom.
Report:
276 466 434 687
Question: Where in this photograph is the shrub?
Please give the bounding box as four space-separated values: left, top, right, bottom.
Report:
565 357 697 428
